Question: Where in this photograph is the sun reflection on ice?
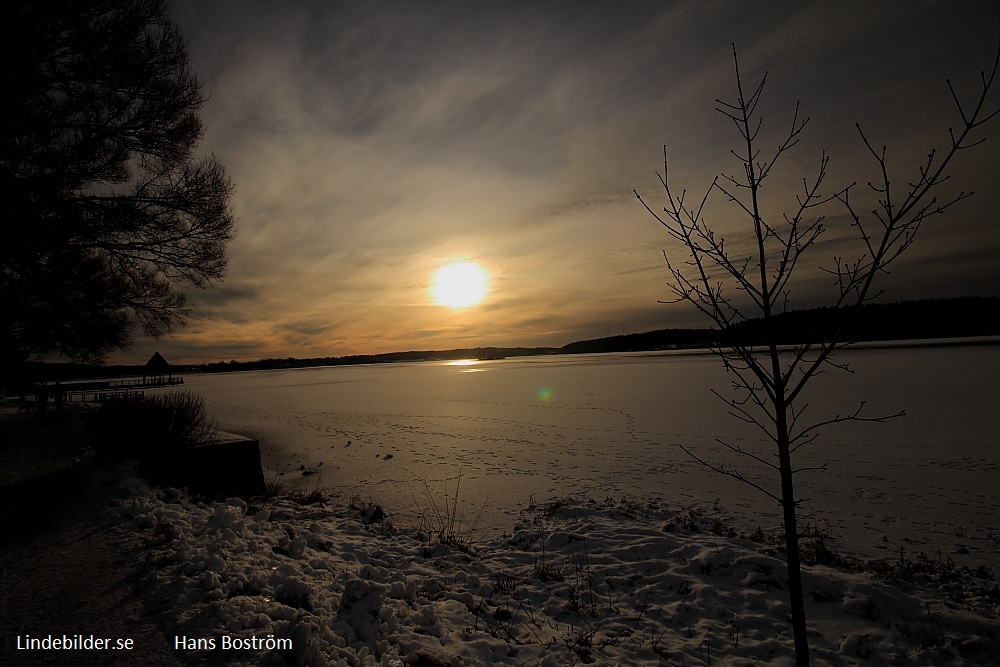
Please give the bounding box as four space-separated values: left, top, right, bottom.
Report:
447 359 485 373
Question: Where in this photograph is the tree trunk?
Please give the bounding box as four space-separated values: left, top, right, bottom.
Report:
776 401 809 666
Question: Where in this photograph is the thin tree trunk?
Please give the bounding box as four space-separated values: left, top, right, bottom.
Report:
776 400 809 666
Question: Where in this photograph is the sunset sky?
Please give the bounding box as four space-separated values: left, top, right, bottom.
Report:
118 0 1000 364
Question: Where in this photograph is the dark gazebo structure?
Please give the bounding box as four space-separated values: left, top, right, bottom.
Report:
143 352 173 385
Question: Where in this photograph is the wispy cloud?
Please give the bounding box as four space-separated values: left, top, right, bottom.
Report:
120 0 1000 363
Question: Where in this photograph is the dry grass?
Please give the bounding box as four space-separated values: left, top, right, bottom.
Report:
88 390 217 458
411 471 486 554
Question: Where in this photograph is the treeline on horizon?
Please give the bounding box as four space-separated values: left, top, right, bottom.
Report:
559 296 1000 354
196 347 555 373
25 296 1000 380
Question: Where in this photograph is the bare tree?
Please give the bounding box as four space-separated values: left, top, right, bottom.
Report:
0 0 236 379
635 45 998 666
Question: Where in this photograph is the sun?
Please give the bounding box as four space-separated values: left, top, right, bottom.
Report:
430 261 488 308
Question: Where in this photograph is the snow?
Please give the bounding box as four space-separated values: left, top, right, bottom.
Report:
114 483 1000 666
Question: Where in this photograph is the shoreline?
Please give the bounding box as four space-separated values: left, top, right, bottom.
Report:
151 408 1000 580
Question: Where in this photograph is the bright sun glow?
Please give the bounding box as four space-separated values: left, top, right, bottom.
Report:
430 262 488 308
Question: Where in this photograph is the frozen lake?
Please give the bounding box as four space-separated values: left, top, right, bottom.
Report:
180 344 999 567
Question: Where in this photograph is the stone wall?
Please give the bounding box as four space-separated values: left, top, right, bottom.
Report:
141 432 266 498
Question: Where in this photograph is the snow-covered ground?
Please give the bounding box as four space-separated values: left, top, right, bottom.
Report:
115 482 1000 666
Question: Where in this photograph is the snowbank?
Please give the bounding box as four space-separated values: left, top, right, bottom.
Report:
114 487 1000 666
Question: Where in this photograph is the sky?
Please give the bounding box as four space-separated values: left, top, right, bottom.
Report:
116 0 1000 364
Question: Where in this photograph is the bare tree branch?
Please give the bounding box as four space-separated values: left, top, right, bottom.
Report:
678 445 781 504
637 43 999 667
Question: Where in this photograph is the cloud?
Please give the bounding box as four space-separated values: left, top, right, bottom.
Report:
132 0 1000 363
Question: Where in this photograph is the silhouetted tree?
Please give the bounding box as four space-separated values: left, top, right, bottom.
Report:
636 45 998 666
0 0 235 382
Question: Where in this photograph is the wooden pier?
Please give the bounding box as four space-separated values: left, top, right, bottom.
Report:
4 353 185 409
62 377 185 403
18 377 185 406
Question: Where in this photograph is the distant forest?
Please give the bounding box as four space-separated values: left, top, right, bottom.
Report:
195 347 555 374
25 296 1000 380
559 296 1000 354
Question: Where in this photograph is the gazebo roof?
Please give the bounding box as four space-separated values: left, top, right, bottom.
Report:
146 352 171 369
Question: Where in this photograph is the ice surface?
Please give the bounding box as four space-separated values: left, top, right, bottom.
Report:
178 345 1000 568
